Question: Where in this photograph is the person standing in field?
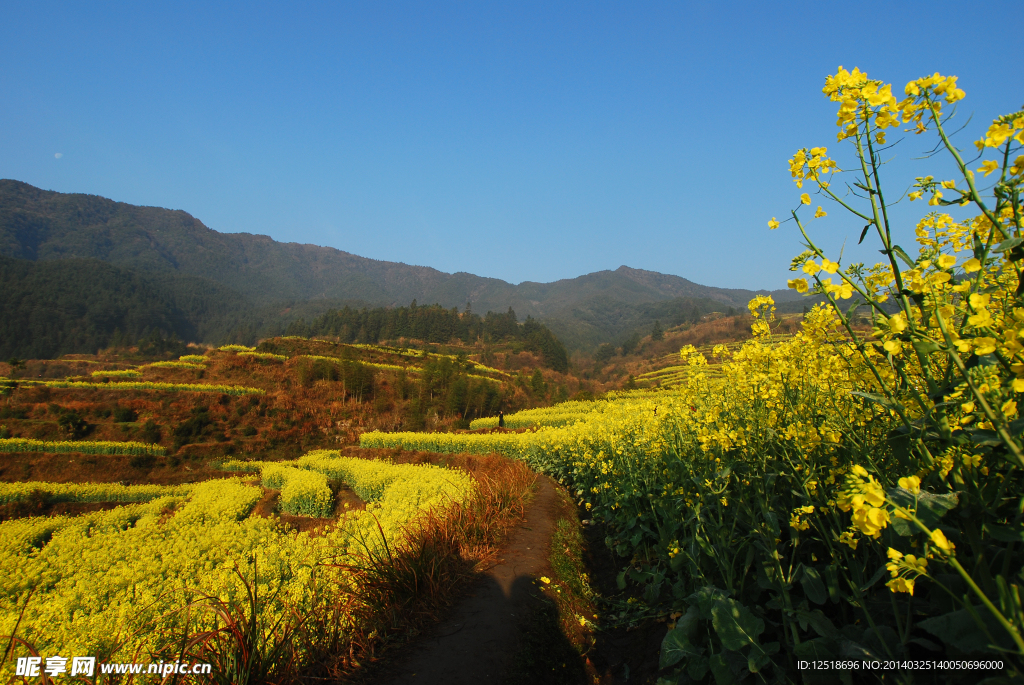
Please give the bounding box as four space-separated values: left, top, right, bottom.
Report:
498 410 505 428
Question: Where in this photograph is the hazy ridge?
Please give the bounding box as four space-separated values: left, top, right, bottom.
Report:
0 179 812 354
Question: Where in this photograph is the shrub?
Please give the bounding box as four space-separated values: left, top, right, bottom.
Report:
113 406 137 423
55 411 89 439
140 420 161 444
129 454 157 469
173 407 214 448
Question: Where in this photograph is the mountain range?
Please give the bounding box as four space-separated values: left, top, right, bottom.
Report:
0 179 813 356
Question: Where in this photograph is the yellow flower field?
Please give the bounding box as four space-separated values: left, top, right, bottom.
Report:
0 453 475 674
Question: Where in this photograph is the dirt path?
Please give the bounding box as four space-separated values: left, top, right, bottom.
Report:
377 474 562 685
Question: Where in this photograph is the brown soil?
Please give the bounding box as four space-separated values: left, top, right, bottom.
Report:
0 499 125 522
369 475 565 685
0 452 241 485
0 447 479 487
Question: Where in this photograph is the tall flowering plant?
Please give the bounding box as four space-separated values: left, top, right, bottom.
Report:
772 66 1024 664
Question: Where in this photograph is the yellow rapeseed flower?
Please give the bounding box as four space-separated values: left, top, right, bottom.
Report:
974 337 997 355
897 475 921 493
800 193 811 205
978 160 1000 177
930 529 955 553
787 278 809 293
887 314 908 333
963 257 982 273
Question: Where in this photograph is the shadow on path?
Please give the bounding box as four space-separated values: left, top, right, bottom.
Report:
377 475 584 685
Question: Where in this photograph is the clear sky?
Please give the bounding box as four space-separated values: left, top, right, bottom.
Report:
2 1 1021 291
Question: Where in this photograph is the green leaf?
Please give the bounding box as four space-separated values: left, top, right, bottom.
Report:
799 566 828 605
967 429 1002 447
993 237 1024 253
687 655 710 681
824 564 842 603
688 585 729 620
862 624 900 659
794 636 838 659
1008 416 1024 436
859 564 888 593
709 653 738 685
919 607 1016 653
677 604 701 636
886 487 958 536
912 339 941 355
909 637 941 652
858 224 872 245
851 391 894 408
795 609 837 638
659 625 704 669
891 245 915 268
749 643 778 673
839 639 878 660
757 561 781 591
711 597 772 672
983 523 1024 543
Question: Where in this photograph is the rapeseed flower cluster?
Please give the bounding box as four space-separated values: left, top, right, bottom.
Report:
0 437 166 456
837 466 889 539
0 454 475 675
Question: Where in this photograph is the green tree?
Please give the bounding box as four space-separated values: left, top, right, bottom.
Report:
594 343 615 365
650 320 664 341
620 331 641 356
530 368 546 395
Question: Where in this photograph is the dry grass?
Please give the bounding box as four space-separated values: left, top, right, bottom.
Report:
299 453 535 682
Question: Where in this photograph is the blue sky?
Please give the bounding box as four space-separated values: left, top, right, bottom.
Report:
2 1 1021 290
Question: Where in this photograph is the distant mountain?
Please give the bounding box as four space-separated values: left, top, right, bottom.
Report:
0 179 813 352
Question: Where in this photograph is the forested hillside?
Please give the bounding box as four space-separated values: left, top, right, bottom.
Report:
0 179 809 353
290 303 569 371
